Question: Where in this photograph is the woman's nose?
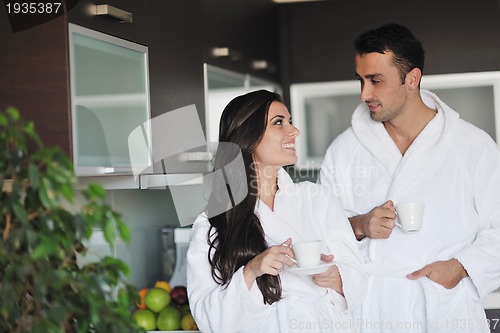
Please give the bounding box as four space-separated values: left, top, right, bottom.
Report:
288 125 300 137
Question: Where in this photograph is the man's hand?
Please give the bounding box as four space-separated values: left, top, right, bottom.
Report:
349 200 397 240
407 258 468 289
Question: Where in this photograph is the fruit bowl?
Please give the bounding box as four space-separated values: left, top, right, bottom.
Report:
133 282 198 331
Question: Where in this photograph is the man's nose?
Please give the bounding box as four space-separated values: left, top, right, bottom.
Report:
360 84 372 102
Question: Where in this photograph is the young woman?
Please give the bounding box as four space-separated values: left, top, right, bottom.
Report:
187 90 366 333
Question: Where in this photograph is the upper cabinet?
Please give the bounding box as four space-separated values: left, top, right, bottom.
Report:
68 23 152 176
0 0 207 184
290 72 500 169
68 0 147 44
205 64 282 144
203 0 281 83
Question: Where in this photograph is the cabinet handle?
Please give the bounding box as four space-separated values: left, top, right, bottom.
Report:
94 4 133 23
252 60 277 73
210 47 241 60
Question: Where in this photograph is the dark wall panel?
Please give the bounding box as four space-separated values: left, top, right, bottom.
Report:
282 0 500 83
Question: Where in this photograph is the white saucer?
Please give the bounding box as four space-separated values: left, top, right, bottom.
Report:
286 261 336 276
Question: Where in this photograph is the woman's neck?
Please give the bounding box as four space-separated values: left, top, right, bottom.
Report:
256 165 279 210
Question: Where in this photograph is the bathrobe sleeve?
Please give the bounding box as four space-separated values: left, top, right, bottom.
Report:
296 181 368 311
453 134 500 298
320 190 368 310
186 213 273 333
318 130 372 252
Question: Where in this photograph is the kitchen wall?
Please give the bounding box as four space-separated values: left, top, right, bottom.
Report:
278 0 500 105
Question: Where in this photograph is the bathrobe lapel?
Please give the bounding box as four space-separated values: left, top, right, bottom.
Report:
256 169 304 245
352 90 460 205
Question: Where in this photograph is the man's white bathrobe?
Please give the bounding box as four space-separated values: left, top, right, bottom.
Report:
319 90 500 333
187 168 367 333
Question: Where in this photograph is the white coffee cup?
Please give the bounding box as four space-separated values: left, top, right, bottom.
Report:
396 202 425 233
292 240 322 267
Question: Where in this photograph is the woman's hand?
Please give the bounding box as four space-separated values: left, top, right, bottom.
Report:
312 254 343 295
243 238 296 289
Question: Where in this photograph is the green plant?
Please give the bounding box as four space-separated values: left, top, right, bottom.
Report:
0 107 143 333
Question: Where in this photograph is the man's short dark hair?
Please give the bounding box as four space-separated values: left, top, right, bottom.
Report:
355 23 425 84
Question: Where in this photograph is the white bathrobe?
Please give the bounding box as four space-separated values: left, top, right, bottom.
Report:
187 168 367 333
319 90 500 333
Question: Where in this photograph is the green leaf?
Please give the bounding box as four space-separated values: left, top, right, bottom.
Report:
6 107 20 121
117 219 130 242
0 113 7 126
39 177 58 209
28 164 40 188
103 219 116 247
12 203 28 225
32 241 56 259
85 183 106 200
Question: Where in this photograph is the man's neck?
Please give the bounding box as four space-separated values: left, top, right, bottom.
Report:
384 103 437 155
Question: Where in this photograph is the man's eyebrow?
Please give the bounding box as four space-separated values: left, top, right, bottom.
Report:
356 73 383 80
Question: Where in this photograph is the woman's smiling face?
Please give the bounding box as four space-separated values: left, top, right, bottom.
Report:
253 101 300 169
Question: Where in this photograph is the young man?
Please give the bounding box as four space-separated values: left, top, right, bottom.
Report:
319 23 500 333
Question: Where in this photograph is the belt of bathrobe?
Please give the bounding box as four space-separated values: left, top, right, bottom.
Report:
365 262 440 332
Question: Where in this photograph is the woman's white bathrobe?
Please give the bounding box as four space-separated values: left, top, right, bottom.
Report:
319 90 500 333
187 168 367 333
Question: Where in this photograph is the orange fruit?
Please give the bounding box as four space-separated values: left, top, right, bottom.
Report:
135 288 149 309
154 280 172 294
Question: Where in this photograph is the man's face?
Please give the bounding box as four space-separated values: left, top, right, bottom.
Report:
355 51 409 122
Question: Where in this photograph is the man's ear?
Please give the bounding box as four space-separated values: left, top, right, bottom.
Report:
406 67 422 90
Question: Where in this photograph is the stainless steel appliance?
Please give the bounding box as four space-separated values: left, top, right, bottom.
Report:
160 227 191 287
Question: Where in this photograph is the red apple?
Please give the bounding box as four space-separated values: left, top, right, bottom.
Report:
170 286 188 305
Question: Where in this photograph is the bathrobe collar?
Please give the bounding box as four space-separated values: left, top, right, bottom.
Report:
351 89 460 204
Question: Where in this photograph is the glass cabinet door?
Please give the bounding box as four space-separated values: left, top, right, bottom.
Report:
204 64 281 144
69 23 151 176
290 72 500 170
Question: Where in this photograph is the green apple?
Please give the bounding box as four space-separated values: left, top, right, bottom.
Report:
132 309 156 330
144 287 171 313
157 305 181 331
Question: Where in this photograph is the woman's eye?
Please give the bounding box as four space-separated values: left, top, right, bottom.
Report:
274 120 282 125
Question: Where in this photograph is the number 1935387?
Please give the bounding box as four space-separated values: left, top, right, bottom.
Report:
6 2 62 14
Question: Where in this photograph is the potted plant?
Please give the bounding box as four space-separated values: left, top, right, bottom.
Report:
0 107 142 332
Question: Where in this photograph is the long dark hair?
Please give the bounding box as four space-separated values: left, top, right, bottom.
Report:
206 90 283 305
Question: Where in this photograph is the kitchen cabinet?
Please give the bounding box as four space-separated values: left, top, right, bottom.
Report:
205 64 282 144
290 71 500 170
203 0 281 83
68 0 147 45
0 0 207 182
0 1 148 168
68 23 152 176
146 0 206 174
